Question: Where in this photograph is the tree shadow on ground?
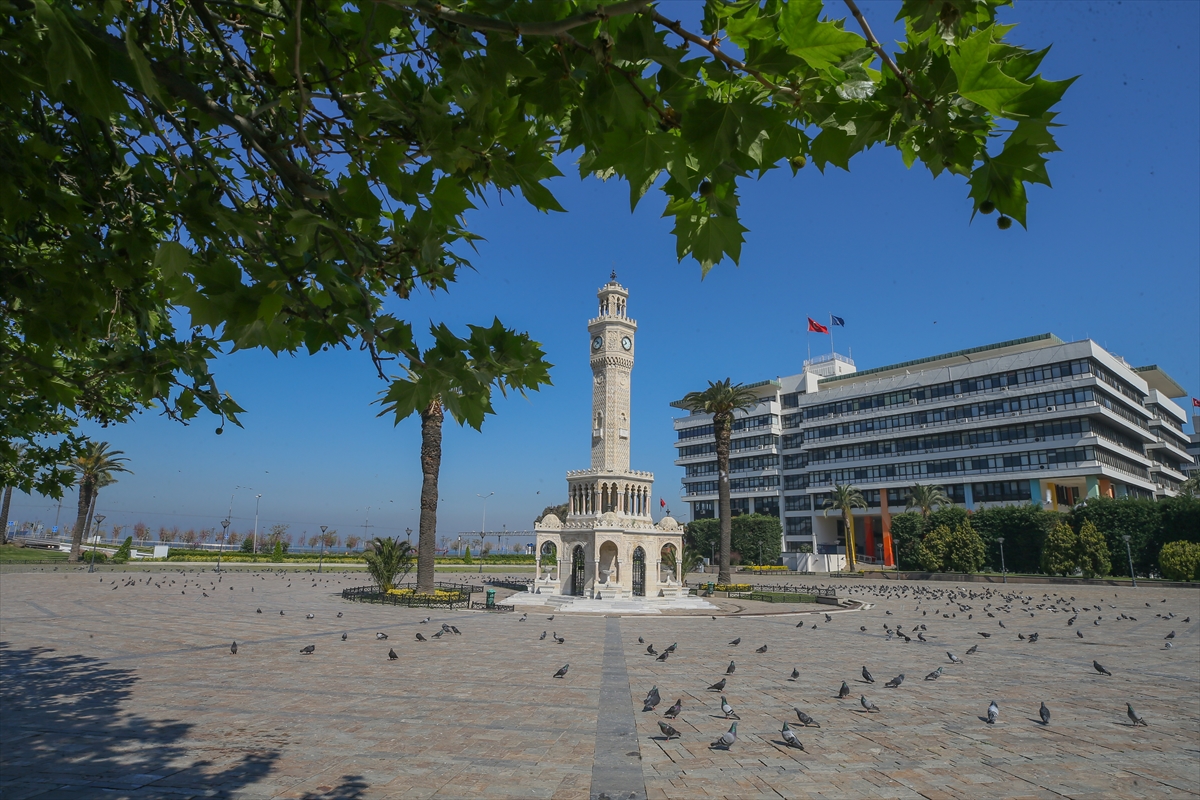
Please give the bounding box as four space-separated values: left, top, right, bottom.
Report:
0 642 279 798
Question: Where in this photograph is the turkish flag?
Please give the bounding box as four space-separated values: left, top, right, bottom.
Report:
807 317 829 334
1193 397 1200 407
660 498 667 509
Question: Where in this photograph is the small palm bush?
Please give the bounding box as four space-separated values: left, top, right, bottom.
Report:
364 537 416 592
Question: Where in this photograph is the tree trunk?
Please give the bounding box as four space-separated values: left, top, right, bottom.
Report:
844 509 858 573
0 485 12 546
714 411 733 585
416 398 444 594
68 478 94 562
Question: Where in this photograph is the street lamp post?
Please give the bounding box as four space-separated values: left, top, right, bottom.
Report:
997 536 1007 584
88 514 105 573
476 492 494 575
1122 534 1136 588
252 494 262 553
218 518 229 573
318 525 328 573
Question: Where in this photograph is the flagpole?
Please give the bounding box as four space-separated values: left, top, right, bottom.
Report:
829 313 836 360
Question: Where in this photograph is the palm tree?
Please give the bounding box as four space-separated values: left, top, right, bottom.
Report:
364 536 416 593
83 471 119 545
679 543 706 577
68 442 131 562
823 484 867 572
679 379 761 584
906 483 950 519
1 444 26 546
378 323 551 594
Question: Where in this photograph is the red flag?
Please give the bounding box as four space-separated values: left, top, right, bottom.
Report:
660 498 667 509
1193 397 1200 408
807 317 829 334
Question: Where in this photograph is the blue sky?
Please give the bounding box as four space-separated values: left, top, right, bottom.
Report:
8 1 1198 543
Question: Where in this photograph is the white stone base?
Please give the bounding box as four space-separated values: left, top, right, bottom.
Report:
511 592 718 615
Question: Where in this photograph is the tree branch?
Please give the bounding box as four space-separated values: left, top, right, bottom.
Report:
381 0 652 37
649 12 799 102
841 0 932 109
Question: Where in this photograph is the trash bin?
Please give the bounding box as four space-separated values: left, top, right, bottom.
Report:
485 588 496 609
707 582 715 593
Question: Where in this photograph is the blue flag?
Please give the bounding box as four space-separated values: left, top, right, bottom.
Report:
830 315 846 327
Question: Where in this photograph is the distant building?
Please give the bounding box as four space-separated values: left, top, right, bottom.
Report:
1186 415 1200 481
672 334 1193 569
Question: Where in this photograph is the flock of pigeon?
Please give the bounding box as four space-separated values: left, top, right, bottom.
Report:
610 582 1183 750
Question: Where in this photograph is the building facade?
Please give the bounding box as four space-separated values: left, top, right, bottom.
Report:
534 276 685 598
672 334 1193 568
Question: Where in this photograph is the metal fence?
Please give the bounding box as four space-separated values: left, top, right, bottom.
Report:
689 581 838 597
340 582 481 609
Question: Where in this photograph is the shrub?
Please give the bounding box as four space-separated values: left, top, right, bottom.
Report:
83 550 107 564
973 504 1056 574
241 536 255 553
271 541 284 562
915 522 986 573
364 537 415 592
915 526 948 571
1041 521 1077 576
715 583 751 592
730 514 782 565
1159 541 1200 582
462 545 472 564
111 536 133 564
1074 520 1111 578
889 513 925 570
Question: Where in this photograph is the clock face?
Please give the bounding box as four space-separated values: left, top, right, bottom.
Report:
621 336 632 351
592 335 604 351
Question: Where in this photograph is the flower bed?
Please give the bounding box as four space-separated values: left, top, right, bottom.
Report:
386 588 465 601
714 583 752 592
740 565 790 572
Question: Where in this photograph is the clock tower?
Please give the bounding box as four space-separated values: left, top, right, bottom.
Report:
588 273 637 472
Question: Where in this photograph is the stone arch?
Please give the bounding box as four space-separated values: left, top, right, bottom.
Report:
660 542 678 582
598 540 619 585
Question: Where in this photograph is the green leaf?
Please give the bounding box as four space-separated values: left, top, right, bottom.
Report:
778 0 865 70
124 24 162 103
949 31 1030 115
681 98 742 174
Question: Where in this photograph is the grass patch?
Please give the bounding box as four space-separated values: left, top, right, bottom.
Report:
0 545 68 563
731 590 819 604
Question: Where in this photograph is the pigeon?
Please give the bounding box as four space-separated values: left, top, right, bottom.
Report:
230 641 238 655
450 626 461 635
998 620 1006 628
965 645 978 655
441 623 452 634
860 626 867 632
978 632 991 638
664 699 682 719
1028 632 1039 643
419 617 430 624
838 681 851 698
756 645 768 653
1039 702 1050 725
729 638 741 646
862 666 875 683
519 614 527 622
256 608 262 613
925 667 943 681
415 633 427 641
917 633 928 642
553 633 565 644
794 708 820 728
781 721 804 749
1018 633 1026 640
708 678 727 692
432 629 445 639
1164 641 1173 650
306 613 315 619
1077 629 1084 638
540 631 547 641
638 637 644 644
280 610 285 616
825 613 832 623
987 700 999 724
547 615 554 621
796 621 805 628
860 695 879 713
553 664 569 679
643 687 660 712
711 722 737 749
947 652 963 664
789 667 800 681
388 648 398 660
1165 631 1176 639
341 632 347 641
666 643 678 653
884 674 905 688
300 644 315 655
1126 703 1147 726
1093 660 1112 676
658 721 681 740
721 696 740 719
337 612 343 618
376 632 388 640
726 661 736 675
646 644 657 655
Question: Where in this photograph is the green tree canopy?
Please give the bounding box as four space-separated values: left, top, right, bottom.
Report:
1074 519 1110 579
3 0 1071 494
730 513 782 566
1040 520 1076 577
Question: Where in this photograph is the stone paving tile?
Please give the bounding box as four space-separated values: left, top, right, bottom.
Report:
1 566 1197 799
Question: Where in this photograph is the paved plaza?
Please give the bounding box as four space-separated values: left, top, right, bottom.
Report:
1 566 1197 799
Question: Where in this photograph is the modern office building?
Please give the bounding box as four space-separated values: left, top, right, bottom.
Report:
1186 415 1200 480
672 334 1193 568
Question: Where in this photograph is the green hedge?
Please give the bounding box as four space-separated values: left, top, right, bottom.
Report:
162 550 536 564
